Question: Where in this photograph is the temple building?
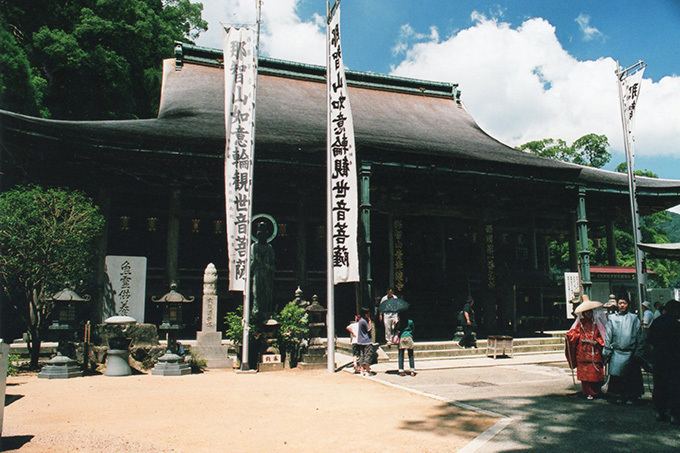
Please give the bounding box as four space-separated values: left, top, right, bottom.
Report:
2 42 680 339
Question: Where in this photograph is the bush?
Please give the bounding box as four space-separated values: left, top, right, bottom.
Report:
186 350 207 373
276 302 309 367
7 353 20 376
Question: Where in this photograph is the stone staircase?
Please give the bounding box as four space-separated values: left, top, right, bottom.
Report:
336 332 566 362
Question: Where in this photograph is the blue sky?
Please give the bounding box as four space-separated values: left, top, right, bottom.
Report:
195 0 680 187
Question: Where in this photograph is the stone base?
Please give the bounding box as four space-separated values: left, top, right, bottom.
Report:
104 349 132 377
152 353 191 376
297 361 332 370
257 361 284 372
38 354 83 379
193 332 233 369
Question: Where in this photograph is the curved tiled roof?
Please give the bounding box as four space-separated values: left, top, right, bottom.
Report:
1 43 679 202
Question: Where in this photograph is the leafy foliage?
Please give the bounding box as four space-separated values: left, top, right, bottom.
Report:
276 302 309 363
0 185 105 368
0 0 207 119
223 305 246 346
517 133 611 168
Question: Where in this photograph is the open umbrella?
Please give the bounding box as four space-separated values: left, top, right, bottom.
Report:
378 297 409 313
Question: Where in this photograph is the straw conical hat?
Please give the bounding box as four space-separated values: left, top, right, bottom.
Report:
575 299 603 314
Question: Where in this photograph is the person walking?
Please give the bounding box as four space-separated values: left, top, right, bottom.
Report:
380 288 399 345
458 296 477 348
604 295 645 404
647 299 680 424
357 307 375 376
566 297 606 399
396 313 416 377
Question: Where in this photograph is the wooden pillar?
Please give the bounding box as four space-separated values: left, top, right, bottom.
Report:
606 219 617 266
529 213 538 270
166 187 181 285
359 162 372 313
569 212 578 271
296 193 308 289
577 187 591 297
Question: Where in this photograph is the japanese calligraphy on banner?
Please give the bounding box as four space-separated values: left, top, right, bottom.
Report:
620 65 645 144
223 26 257 292
327 6 359 284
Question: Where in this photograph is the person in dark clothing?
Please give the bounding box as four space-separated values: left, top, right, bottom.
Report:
647 299 680 424
458 296 477 348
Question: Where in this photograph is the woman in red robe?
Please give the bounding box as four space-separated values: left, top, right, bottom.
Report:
566 298 607 399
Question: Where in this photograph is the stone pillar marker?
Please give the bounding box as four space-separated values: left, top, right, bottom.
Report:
193 263 232 369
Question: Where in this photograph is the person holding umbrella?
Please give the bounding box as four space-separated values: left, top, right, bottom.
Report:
565 296 606 399
379 288 408 345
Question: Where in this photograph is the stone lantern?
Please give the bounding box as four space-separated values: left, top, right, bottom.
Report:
38 284 90 379
151 282 193 376
152 281 194 350
257 317 282 372
298 295 329 370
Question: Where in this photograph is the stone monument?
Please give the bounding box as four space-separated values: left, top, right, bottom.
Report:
192 263 232 369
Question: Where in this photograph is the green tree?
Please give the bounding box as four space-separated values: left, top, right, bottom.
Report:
0 0 207 119
613 166 680 287
517 133 611 168
0 185 105 368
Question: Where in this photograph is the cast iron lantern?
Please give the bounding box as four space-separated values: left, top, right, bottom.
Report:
152 281 195 331
49 283 90 331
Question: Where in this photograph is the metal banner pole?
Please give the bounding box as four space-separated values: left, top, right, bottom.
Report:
616 61 647 312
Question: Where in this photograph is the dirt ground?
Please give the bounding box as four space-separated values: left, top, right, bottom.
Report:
2 368 496 452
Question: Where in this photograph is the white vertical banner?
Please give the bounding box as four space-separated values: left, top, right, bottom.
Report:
223 26 257 292
619 65 645 168
327 5 360 284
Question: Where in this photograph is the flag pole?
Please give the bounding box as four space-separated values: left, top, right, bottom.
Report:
325 0 337 373
616 60 647 312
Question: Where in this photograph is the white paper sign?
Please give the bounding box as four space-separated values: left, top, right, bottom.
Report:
564 272 580 319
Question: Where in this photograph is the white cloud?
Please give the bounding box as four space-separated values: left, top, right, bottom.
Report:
575 14 603 41
389 13 680 159
194 0 326 65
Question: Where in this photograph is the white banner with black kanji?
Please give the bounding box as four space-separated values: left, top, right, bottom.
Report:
223 26 256 292
327 6 359 284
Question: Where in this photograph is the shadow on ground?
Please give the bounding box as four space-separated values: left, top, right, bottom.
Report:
399 402 497 438
458 391 680 452
0 435 34 451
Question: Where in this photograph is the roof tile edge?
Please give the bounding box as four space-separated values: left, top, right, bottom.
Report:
175 41 461 103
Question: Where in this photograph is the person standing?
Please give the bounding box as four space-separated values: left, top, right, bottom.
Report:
641 301 654 331
357 308 374 376
396 313 416 377
380 288 399 345
458 296 477 348
346 315 361 373
604 295 645 404
647 299 680 424
566 298 606 399
653 301 662 320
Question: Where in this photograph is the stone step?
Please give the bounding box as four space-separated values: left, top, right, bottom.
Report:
382 343 563 360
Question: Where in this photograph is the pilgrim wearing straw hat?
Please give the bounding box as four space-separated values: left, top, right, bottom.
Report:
566 295 607 400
